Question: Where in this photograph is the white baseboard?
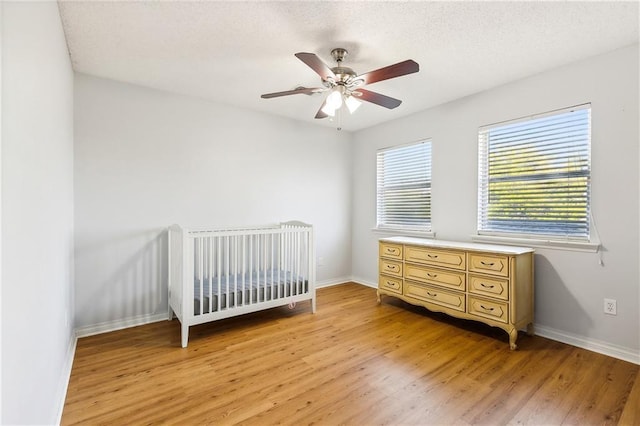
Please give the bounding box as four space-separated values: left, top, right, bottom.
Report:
75 312 170 338
350 276 377 288
55 332 77 425
534 324 639 365
316 277 379 289
315 276 353 288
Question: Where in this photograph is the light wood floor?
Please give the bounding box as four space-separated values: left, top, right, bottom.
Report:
63 283 639 425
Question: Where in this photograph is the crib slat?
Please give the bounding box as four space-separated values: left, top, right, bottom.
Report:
248 234 253 305
208 237 213 314
256 234 260 303
277 233 282 299
225 236 230 309
270 234 275 301
233 235 238 311
239 235 244 308
293 230 297 296
291 230 295 297
259 234 263 303
302 231 306 294
285 232 293 297
263 234 268 302
287 230 291 297
296 230 300 296
217 236 222 312
282 232 287 298
198 238 204 316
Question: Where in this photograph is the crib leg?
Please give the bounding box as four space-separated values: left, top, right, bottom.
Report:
311 296 317 314
181 323 189 348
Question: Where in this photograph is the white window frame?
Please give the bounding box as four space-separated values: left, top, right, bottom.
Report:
375 139 434 237
474 104 599 252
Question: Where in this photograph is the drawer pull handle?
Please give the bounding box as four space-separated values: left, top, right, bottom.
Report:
427 273 438 278
427 254 439 259
386 281 397 288
427 292 437 297
480 261 495 266
386 248 399 254
480 283 495 289
480 305 494 311
386 265 396 270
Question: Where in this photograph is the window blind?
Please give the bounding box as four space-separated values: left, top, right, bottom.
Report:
478 105 591 240
377 140 432 231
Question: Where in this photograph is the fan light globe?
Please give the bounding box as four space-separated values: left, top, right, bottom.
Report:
321 104 336 117
345 96 361 114
327 90 343 109
321 89 344 117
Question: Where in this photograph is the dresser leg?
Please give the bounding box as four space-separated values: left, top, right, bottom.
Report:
376 290 381 304
509 328 518 350
526 322 535 336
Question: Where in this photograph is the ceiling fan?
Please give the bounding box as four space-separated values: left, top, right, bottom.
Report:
261 48 419 120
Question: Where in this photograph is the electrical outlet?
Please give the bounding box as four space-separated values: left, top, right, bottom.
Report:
604 298 617 315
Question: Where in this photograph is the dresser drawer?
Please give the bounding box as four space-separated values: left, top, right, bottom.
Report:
469 274 509 300
468 253 509 277
379 242 403 260
379 259 402 277
404 264 466 291
404 281 465 312
468 296 508 323
405 246 465 271
379 275 403 294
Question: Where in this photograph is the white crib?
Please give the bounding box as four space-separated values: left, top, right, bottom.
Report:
168 221 316 347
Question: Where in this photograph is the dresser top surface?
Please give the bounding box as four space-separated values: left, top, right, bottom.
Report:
380 236 534 255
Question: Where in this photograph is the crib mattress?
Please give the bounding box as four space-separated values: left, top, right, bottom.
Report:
193 270 308 315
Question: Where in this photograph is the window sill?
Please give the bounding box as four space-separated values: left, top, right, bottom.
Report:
372 227 436 239
471 234 600 253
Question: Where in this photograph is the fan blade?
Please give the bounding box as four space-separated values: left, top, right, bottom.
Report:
261 87 323 99
295 52 336 81
355 60 419 86
353 88 402 109
315 100 329 119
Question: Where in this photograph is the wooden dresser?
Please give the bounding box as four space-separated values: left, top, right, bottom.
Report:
378 237 534 349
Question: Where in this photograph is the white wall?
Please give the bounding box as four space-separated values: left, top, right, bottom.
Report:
74 74 352 330
352 45 639 359
1 2 75 424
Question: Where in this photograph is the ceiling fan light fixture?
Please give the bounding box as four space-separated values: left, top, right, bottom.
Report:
326 89 343 109
345 95 361 114
321 88 344 116
321 103 336 117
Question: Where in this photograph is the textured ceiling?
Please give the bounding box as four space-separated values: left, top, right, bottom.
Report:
58 1 639 131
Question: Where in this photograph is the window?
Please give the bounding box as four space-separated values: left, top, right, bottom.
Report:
477 104 591 241
377 140 432 232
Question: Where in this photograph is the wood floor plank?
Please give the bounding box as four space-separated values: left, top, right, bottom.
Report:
62 283 639 425
619 370 640 425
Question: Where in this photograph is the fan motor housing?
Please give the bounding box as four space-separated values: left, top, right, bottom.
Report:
331 66 356 82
